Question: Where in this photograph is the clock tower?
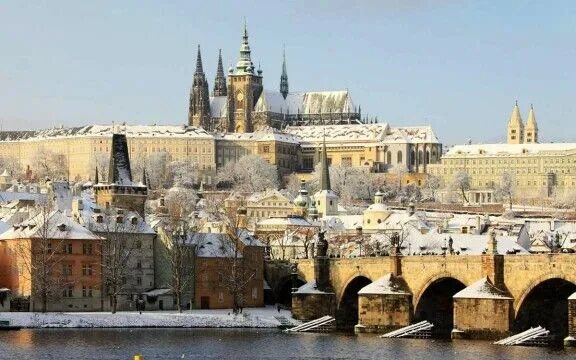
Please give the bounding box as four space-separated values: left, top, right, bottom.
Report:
226 22 263 133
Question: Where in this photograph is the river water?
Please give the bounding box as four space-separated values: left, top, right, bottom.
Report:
0 328 575 359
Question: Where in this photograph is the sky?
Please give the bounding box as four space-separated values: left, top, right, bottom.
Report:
0 1 575 145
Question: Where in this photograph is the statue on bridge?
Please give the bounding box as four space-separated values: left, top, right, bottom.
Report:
316 230 328 258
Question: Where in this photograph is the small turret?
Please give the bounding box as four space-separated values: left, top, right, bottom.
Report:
189 45 211 129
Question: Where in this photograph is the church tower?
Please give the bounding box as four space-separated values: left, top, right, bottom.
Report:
226 22 263 133
507 101 524 144
524 104 538 143
313 133 339 217
189 45 211 130
280 47 289 99
213 49 227 97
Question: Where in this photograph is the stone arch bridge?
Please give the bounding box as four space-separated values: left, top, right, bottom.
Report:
292 253 576 344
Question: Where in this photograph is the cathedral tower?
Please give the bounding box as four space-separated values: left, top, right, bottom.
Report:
524 104 538 143
189 45 211 130
280 47 289 99
507 101 524 144
226 22 263 133
213 49 227 97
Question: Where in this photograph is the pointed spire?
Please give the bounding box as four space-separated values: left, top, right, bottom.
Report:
508 100 523 126
195 45 204 74
526 104 537 129
280 45 289 99
235 19 253 74
319 128 331 191
213 49 227 96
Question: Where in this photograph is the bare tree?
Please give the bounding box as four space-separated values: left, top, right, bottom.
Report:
452 170 471 203
422 174 441 202
495 172 514 210
32 149 68 181
94 211 140 313
162 187 202 312
0 154 23 178
215 206 258 313
10 201 72 312
169 160 199 189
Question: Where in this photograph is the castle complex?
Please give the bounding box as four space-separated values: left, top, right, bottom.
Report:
0 24 440 183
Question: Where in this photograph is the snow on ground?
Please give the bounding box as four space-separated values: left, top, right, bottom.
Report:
0 306 298 329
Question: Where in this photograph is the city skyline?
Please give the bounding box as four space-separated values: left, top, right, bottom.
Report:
1 1 575 145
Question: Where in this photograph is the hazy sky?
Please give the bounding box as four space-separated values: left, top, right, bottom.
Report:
0 1 575 145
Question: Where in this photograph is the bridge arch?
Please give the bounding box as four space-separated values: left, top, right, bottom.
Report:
412 272 468 310
413 273 466 338
336 275 373 330
514 274 576 339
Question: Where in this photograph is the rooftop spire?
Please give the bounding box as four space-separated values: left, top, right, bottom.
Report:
319 127 331 191
235 19 254 74
280 45 289 99
213 49 227 96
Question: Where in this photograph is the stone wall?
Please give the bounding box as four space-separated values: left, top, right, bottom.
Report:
357 293 412 333
292 292 336 321
453 298 513 339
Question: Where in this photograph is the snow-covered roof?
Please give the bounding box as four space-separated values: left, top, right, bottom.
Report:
210 96 228 118
284 124 439 146
453 277 512 299
75 194 155 235
186 233 242 258
0 191 47 203
143 288 172 297
0 124 213 142
445 142 576 157
254 90 355 115
215 127 301 144
247 189 291 203
0 210 102 241
256 216 316 228
293 280 334 294
358 274 411 295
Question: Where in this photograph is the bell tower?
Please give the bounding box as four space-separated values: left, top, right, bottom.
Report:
506 101 524 144
189 45 211 130
226 21 263 133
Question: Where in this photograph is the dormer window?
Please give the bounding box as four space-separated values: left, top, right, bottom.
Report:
116 216 123 224
131 216 138 225
57 223 67 232
96 215 104 223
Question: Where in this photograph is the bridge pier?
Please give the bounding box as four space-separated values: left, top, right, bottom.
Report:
565 292 576 346
356 274 412 334
452 278 513 340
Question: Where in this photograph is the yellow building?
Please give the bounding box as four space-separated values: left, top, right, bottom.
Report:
429 104 575 202
284 123 441 173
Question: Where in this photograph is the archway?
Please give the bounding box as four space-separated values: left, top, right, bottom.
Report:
514 278 576 341
336 276 372 330
414 277 465 338
274 276 305 308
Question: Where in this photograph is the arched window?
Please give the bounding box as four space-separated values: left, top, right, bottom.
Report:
386 151 392 164
425 150 430 164
397 151 403 164
418 150 423 164
410 150 416 166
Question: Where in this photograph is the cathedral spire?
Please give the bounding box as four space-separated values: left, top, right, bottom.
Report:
213 49 227 96
280 45 289 99
195 45 204 74
235 19 254 74
189 45 211 129
506 100 524 144
525 104 539 143
319 129 331 191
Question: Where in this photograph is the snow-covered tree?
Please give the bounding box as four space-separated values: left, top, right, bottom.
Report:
0 155 23 178
495 172 514 210
169 160 199 189
422 174 441 201
31 149 68 181
216 155 279 192
452 170 471 203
